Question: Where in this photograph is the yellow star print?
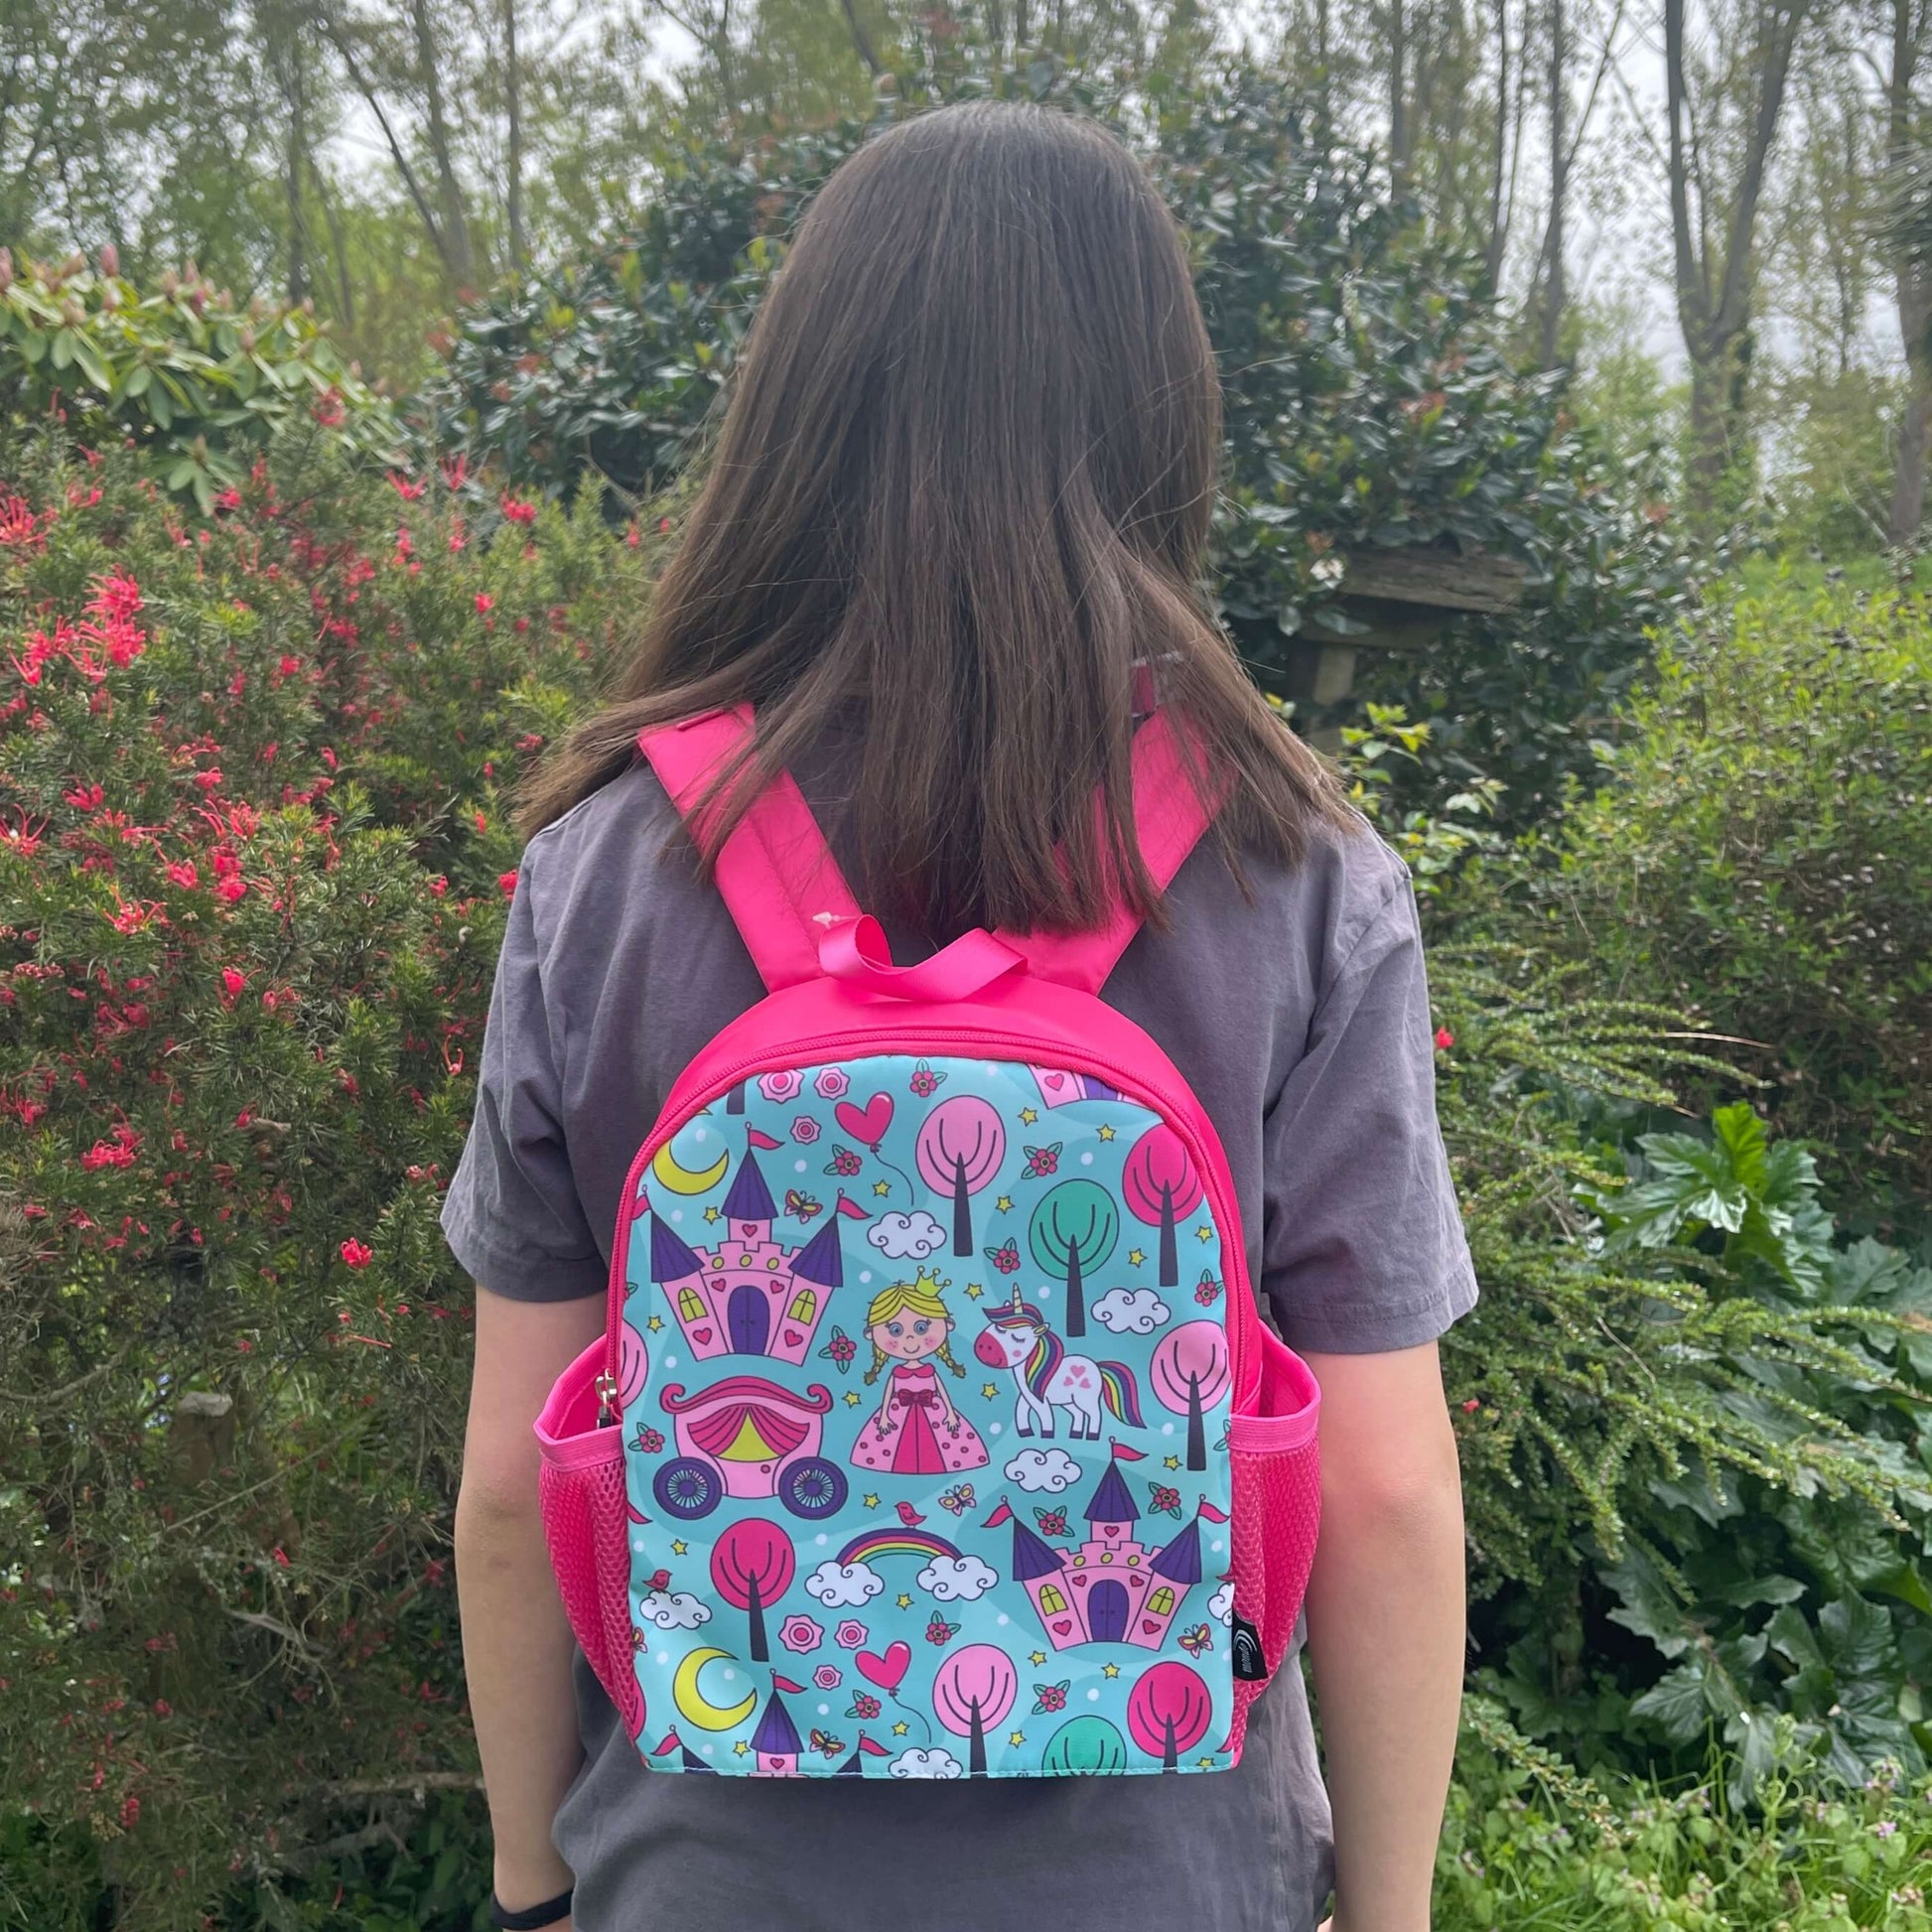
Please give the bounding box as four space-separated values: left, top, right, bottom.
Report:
1127 1249 1146 1269
1097 1125 1116 1142
897 1592 913 1610
1196 1223 1214 1243
1008 1730 1027 1747
646 1312 665 1331
892 1721 908 1736
1197 1755 1217 1769
965 1282 984 1300
703 1205 722 1223
670 1540 687 1556
981 1383 999 1400
1101 1662 1121 1679
862 1492 881 1509
1018 1107 1038 1125
1029 1650 1046 1667
995 1194 1014 1213
844 1391 862 1407
733 1739 750 1755
873 1179 893 1197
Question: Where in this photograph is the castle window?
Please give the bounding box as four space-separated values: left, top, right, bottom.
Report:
767 1257 780 1270
1037 1584 1068 1614
787 1288 817 1323
1149 1587 1174 1617
678 1287 704 1323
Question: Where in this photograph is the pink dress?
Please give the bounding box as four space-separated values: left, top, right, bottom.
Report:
850 1362 989 1475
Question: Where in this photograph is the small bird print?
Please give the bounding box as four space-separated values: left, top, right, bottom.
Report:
896 1501 926 1528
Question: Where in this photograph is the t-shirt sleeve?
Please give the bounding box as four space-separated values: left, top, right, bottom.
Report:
440 862 607 1302
1259 859 1477 1353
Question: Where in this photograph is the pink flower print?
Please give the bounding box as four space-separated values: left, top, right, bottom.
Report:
812 1664 843 1691
632 1425 664 1454
791 1116 821 1144
908 1059 945 1097
825 1146 863 1177
758 1069 804 1103
834 1618 870 1650
846 1691 882 1720
777 1613 825 1655
1032 1680 1069 1715
813 1068 850 1099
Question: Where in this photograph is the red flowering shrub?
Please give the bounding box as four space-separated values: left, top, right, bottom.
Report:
0 427 657 1926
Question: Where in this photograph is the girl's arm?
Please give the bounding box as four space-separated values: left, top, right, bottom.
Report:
456 1287 606 1925
1302 1339 1464 1932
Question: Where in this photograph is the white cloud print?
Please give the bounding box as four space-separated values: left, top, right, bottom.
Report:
867 1210 947 1261
1092 1288 1171 1335
890 1748 962 1779
639 1590 712 1631
1209 1581 1234 1626
916 1554 998 1603
804 1559 885 1608
1004 1447 1080 1494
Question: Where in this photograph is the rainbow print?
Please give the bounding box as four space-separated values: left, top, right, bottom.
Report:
835 1526 963 1569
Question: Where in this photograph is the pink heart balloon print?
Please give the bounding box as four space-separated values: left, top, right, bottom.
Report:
855 1640 911 1693
834 1093 895 1149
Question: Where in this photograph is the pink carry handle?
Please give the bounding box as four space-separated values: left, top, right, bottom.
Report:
817 914 1027 1002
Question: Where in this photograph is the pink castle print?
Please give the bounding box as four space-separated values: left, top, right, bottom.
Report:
992 1447 1204 1652
650 1146 844 1367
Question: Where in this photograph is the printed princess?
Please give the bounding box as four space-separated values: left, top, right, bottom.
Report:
850 1272 990 1476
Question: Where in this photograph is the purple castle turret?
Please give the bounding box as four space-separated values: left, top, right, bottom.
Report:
1006 1453 1204 1652
751 1679 803 1777
650 1143 844 1367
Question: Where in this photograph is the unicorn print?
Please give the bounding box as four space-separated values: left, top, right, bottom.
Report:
973 1288 1143 1441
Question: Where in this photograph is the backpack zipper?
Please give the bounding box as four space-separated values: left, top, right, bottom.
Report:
602 1028 1256 1421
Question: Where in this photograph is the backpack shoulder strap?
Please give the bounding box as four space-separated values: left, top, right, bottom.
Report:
637 706 862 994
999 708 1225 996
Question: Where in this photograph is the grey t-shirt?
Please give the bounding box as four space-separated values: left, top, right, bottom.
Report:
443 757 1476 1932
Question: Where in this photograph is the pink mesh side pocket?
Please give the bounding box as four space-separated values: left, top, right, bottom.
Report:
535 1340 645 1742
1226 1327 1320 1762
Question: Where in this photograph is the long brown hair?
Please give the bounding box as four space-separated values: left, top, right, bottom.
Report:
523 100 1347 935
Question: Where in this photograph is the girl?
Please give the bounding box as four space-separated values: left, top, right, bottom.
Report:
850 1273 989 1477
449 102 1469 1932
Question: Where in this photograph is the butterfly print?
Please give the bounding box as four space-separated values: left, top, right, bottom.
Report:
983 1237 1021 1274
937 1482 976 1517
783 1188 824 1223
1021 1143 1062 1178
1177 1624 1214 1659
808 1728 845 1758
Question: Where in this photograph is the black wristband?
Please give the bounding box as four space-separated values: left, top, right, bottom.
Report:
489 1887 574 1930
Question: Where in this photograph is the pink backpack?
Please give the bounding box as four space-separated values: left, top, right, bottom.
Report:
533 704 1319 1779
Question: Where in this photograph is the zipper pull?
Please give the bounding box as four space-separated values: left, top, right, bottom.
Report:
595 1372 620 1427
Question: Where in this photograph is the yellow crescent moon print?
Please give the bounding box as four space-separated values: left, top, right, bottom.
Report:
672 1646 757 1731
651 1136 730 1196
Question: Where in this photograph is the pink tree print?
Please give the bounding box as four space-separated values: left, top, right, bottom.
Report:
931 1642 1018 1776
1121 1124 1203 1288
1126 1660 1211 1770
709 1518 795 1662
1150 1319 1230 1470
915 1097 1007 1256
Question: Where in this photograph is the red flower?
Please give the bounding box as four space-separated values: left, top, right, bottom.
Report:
498 870 518 898
164 861 199 890
340 1238 373 1269
499 493 537 525
1434 1027 1453 1051
222 967 246 999
474 593 493 615
388 472 426 501
214 876 246 903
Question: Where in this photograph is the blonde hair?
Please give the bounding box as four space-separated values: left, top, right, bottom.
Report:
863 1271 966 1383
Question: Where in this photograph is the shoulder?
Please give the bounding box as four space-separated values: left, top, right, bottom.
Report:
516 761 696 946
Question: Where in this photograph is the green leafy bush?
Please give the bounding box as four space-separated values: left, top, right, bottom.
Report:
430 61 1687 820
1526 583 1932 1229
0 249 406 511
0 429 645 1927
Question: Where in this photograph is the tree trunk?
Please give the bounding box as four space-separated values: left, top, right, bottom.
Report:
1157 1184 1177 1288
951 1157 973 1256
968 1702 987 1775
1389 0 1410 179
1884 0 1931 546
840 0 882 71
409 0 475 287
502 0 523 274
1483 0 1511 290
1537 0 1568 366
1184 1371 1205 1470
747 1579 767 1661
285 45 309 305
1889 345 1932 547
1064 1243 1085 1338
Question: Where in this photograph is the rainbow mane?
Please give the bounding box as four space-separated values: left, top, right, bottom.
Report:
1020 1329 1066 1403
835 1527 963 1568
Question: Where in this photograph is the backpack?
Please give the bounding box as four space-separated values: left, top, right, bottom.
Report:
533 704 1320 1780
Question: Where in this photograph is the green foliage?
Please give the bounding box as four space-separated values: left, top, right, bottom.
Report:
1527 583 1932 1228
430 61 1687 820
1440 1703 1932 1931
0 251 405 511
0 429 639 1926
